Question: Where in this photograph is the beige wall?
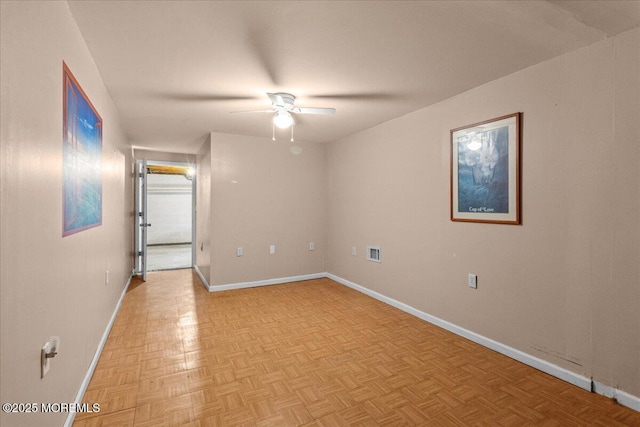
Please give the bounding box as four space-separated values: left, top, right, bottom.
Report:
0 2 134 426
195 136 212 285
327 28 640 397
598 27 640 395
204 133 326 287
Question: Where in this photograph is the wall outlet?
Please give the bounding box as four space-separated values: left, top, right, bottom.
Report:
309 242 315 251
352 246 357 256
236 247 243 257
269 245 276 255
41 336 60 379
468 274 477 289
104 270 109 285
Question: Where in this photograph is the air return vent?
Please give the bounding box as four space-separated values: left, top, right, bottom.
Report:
367 246 381 263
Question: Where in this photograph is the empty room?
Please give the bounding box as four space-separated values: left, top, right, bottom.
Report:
1 1 639 426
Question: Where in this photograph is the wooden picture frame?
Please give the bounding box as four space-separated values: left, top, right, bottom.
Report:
450 113 521 224
63 62 103 236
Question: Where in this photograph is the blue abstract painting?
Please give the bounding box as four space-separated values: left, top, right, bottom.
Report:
63 63 102 237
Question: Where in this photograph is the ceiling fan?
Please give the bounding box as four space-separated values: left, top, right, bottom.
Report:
231 92 336 136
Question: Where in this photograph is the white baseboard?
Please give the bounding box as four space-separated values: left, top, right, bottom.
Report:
593 381 640 412
194 264 211 291
207 272 325 292
326 273 640 413
64 272 133 427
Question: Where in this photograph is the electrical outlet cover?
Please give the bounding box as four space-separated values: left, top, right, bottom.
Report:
41 336 60 378
468 274 477 289
41 342 52 378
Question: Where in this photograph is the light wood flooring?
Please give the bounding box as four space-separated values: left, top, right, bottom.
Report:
74 269 640 426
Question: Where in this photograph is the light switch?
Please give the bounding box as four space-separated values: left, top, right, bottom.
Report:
41 336 60 378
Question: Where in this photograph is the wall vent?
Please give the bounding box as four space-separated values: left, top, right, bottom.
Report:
367 246 381 263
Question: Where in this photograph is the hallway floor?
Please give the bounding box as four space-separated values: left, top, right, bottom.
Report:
73 270 640 426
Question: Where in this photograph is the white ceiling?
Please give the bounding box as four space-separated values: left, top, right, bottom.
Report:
66 0 640 154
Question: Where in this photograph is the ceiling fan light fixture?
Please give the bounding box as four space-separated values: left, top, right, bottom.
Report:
273 110 294 129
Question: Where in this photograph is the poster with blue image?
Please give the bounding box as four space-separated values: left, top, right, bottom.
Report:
63 63 103 236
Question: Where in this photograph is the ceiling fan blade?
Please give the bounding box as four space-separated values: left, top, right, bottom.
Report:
229 109 274 114
158 93 258 102
294 107 336 115
310 93 398 101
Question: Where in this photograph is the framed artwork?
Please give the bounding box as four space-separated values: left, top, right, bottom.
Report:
62 62 103 237
450 113 521 224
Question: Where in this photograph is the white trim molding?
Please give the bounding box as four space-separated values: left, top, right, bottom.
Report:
65 272 134 427
194 264 211 291
207 272 326 292
326 273 640 413
592 381 640 412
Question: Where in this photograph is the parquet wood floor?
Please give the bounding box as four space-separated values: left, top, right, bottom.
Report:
74 269 640 426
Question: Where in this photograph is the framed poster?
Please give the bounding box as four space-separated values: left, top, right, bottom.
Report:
450 113 521 224
62 62 103 236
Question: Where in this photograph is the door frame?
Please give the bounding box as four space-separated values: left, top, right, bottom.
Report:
134 159 196 279
134 159 148 280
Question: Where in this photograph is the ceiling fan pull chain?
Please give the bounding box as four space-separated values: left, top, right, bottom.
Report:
272 123 276 141
291 125 294 142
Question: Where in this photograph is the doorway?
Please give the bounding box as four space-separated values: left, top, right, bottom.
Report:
135 160 195 279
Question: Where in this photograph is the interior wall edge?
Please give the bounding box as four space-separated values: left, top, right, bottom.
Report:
194 135 212 286
194 265 211 291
